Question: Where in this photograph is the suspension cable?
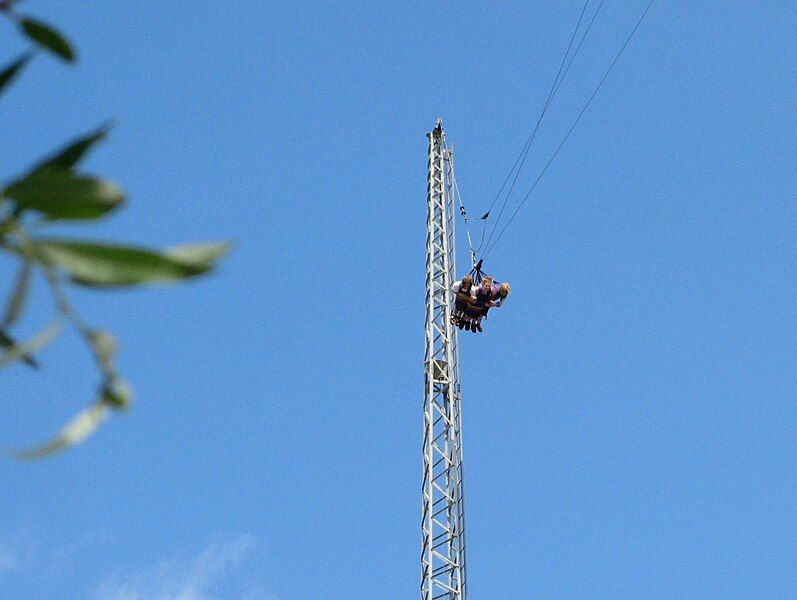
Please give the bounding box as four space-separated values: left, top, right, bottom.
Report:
553 0 607 102
444 141 478 266
478 0 591 253
484 0 656 258
474 2 606 257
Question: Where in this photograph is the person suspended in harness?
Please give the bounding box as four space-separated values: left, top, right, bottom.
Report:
478 281 510 329
450 275 476 329
462 277 511 333
463 276 496 333
450 275 491 333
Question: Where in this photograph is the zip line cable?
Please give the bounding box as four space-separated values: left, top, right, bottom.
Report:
480 2 591 252
479 0 591 245
554 0 607 101
480 0 606 254
483 0 656 259
473 206 490 258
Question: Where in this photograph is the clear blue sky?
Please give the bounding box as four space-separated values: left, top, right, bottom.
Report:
1 1 794 598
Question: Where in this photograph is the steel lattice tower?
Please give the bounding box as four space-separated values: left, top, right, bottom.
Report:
421 119 467 600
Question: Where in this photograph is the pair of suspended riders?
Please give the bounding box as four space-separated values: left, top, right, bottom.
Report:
450 273 510 333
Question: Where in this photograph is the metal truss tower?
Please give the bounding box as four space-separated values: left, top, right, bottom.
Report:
421 118 467 600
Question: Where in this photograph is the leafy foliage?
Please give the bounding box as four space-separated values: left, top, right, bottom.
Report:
5 169 125 220
31 240 231 286
0 53 31 93
19 17 75 62
0 2 229 458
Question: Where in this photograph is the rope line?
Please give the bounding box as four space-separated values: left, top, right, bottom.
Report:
553 0 607 101
444 141 479 266
479 0 591 254
484 0 656 258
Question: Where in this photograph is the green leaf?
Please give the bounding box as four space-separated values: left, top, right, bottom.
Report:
165 242 232 267
0 328 39 369
11 401 109 460
33 123 111 173
3 168 124 220
0 318 62 369
31 239 230 287
3 261 32 327
100 378 133 410
0 53 32 96
19 18 75 63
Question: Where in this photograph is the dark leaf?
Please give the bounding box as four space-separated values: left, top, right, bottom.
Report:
3 261 31 327
33 123 111 173
100 378 132 410
31 239 230 287
0 318 62 369
0 328 38 369
11 401 109 460
19 18 75 63
0 53 32 96
4 168 124 220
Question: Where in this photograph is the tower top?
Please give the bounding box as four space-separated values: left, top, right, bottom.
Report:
432 118 443 139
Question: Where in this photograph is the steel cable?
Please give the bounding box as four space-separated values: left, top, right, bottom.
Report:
484 0 656 258
479 0 592 253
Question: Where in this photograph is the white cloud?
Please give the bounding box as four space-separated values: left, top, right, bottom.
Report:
93 535 272 600
0 541 19 574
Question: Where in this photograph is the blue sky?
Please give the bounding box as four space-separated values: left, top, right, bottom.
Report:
1 1 795 598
